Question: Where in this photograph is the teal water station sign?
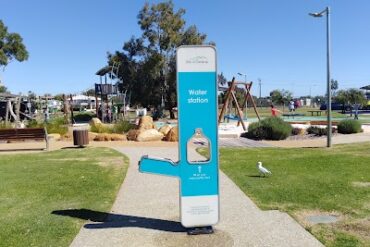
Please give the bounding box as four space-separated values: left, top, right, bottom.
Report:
139 45 219 228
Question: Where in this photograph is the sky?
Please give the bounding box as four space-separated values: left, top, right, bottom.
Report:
1 0 370 97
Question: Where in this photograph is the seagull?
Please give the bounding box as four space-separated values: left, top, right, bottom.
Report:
257 162 272 177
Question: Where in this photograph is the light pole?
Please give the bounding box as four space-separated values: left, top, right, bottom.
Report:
309 6 332 147
237 72 247 116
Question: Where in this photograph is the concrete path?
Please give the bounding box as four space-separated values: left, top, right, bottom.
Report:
219 138 273 148
71 147 322 247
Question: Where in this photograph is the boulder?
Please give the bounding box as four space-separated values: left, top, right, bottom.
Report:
127 129 140 141
48 133 61 141
158 125 172 137
110 133 127 141
165 126 178 142
93 134 107 142
89 117 102 127
88 132 98 141
138 116 155 131
137 129 164 142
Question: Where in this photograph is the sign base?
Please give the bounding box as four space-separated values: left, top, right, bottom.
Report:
187 226 214 235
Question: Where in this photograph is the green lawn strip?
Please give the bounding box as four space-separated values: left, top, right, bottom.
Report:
204 143 370 246
0 147 129 247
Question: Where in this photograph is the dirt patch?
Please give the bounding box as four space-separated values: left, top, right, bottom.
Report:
47 158 89 162
338 218 370 240
97 157 123 169
352 181 370 188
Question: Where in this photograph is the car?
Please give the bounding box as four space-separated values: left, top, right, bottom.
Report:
320 103 352 111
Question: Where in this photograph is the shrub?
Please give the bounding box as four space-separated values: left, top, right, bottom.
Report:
90 123 112 134
0 121 11 129
307 126 336 136
244 117 292 140
337 119 362 134
45 117 68 136
26 119 39 128
243 122 266 140
291 127 303 136
112 120 134 134
74 112 95 123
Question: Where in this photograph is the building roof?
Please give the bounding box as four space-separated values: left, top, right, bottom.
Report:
96 66 112 76
72 95 100 101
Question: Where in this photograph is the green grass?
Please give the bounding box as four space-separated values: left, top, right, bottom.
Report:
204 143 370 246
234 106 370 123
0 147 129 247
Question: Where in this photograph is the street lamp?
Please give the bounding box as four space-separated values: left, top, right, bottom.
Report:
309 7 332 147
237 72 247 117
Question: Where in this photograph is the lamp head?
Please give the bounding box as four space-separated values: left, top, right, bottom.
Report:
309 12 323 17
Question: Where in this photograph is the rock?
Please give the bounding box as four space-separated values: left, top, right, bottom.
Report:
48 133 61 141
89 117 102 127
138 116 155 131
158 125 172 137
93 134 106 141
165 126 178 142
137 129 164 142
88 132 98 141
110 133 127 141
127 129 140 141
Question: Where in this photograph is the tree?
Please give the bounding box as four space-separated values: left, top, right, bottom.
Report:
107 1 209 118
335 88 366 113
27 90 36 100
83 88 96 96
0 84 7 93
270 89 292 112
218 73 227 86
331 79 338 97
0 20 29 68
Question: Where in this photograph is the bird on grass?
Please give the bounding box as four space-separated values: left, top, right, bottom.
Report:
257 161 272 177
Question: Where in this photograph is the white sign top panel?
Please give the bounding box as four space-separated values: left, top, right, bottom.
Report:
177 46 216 73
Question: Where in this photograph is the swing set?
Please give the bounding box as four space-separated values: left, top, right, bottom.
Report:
218 77 260 130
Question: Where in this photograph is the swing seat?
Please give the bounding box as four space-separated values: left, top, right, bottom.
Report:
224 114 247 121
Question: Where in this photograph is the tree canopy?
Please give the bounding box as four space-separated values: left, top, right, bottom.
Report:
106 1 210 118
0 20 29 68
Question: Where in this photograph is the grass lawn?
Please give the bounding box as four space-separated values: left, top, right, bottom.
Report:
0 147 129 247
213 143 370 246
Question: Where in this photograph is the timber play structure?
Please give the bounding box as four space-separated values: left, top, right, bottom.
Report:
218 77 260 130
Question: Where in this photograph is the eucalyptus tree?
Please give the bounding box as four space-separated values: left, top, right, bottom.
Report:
108 1 209 118
0 20 28 68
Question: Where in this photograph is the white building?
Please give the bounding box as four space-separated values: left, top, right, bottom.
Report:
71 95 100 110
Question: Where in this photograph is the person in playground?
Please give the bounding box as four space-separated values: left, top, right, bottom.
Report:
289 100 295 112
270 104 282 116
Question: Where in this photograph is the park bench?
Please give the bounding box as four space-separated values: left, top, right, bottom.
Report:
0 127 49 150
308 110 324 116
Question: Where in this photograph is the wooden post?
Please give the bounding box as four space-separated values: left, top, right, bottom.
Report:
69 94 74 124
245 82 261 121
5 100 9 125
16 97 21 123
218 77 236 124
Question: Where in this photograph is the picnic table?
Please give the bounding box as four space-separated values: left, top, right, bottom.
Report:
307 110 324 116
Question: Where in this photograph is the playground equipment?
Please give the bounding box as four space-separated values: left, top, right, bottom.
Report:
218 77 260 130
138 46 219 232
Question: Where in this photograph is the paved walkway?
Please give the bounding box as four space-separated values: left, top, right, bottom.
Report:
219 138 273 148
71 147 322 247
